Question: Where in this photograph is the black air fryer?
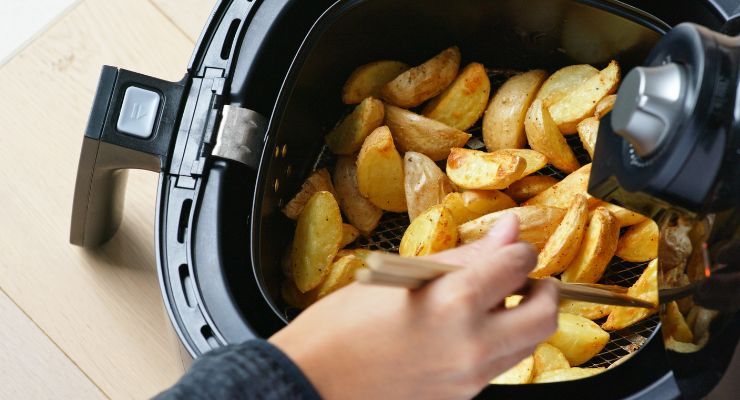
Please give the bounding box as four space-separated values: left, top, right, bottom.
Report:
70 1 740 398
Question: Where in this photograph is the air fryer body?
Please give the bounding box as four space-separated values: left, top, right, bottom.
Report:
70 0 740 398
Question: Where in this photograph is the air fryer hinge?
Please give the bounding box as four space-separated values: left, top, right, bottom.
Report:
211 105 267 170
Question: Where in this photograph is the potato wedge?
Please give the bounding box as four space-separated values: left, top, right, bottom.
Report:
446 148 526 190
662 301 694 343
524 164 593 208
494 149 548 177
282 169 336 220
665 337 705 353
535 64 599 106
340 223 360 247
561 207 619 283
688 306 718 341
291 192 343 292
599 202 648 227
505 175 559 203
533 343 570 376
558 300 610 320
442 190 516 225
547 313 610 366
385 105 471 161
381 46 461 108
533 367 606 383
490 356 535 385
549 60 620 133
342 61 410 104
525 99 580 173
423 62 490 130
530 195 588 278
399 205 458 257
325 97 385 154
594 94 617 119
316 254 365 299
602 259 658 331
483 69 548 150
336 248 372 261
504 295 524 309
357 126 407 212
282 280 318 309
459 205 566 250
615 219 658 262
333 156 383 234
659 218 693 271
404 151 454 220
576 116 599 159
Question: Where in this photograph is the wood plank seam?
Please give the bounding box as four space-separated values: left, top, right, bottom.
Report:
146 0 198 45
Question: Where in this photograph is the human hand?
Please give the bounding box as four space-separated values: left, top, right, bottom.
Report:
269 214 559 400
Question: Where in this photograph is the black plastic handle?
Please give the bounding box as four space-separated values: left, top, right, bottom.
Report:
70 66 185 247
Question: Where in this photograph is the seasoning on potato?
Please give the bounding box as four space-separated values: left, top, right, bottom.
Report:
282 169 336 220
399 204 457 257
381 46 461 108
325 96 385 154
342 60 410 104
385 104 471 161
524 99 580 173
594 94 617 119
602 259 658 331
404 151 454 221
535 64 599 106
356 126 407 212
530 195 588 278
333 155 383 234
524 163 593 208
561 207 620 283
458 205 566 250
505 175 559 203
423 62 490 130
615 219 659 262
446 148 526 190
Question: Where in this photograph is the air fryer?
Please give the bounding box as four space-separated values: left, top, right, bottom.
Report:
69 0 740 398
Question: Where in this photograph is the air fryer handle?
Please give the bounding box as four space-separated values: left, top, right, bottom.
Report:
70 66 185 247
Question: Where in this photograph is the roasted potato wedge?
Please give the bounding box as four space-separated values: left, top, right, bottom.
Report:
576 116 599 159
558 300 610 320
442 190 516 225
533 343 570 376
399 205 458 257
316 254 365 299
340 223 360 248
547 313 610 366
494 149 548 177
687 306 718 341
282 169 336 220
505 175 559 203
385 105 471 161
524 164 593 208
404 151 454 220
615 219 659 262
381 46 461 108
549 60 620 133
325 97 385 154
602 259 658 331
483 69 548 151
659 217 693 271
599 202 648 227
524 99 580 173
662 301 694 343
423 62 490 130
333 156 383 234
490 356 535 385
594 94 617 119
535 64 599 106
458 205 566 250
561 207 620 283
504 295 524 309
357 126 407 212
530 195 588 278
342 60 410 104
282 280 318 309
446 148 526 190
336 248 372 261
291 191 344 292
533 367 606 383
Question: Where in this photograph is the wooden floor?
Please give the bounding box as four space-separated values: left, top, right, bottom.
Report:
0 0 215 398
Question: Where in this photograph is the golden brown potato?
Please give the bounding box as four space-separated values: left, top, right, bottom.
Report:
442 190 516 225
423 62 490 130
342 61 410 104
325 97 385 154
561 207 619 283
662 301 694 343
549 60 620 133
282 280 318 309
558 300 611 320
546 313 610 366
525 99 580 173
524 164 593 208
602 259 658 331
483 69 548 151
333 156 383 234
535 64 599 106
340 224 360 248
316 254 365 299
490 356 535 385
504 295 524 309
599 202 648 227
291 192 344 292
594 94 617 119
336 248 372 261
530 195 588 278
505 175 559 203
665 337 705 353
615 219 658 262
446 148 526 190
404 151 454 221
282 169 336 220
399 205 458 257
458 205 566 250
533 367 606 383
357 126 407 212
381 46 461 108
533 343 570 376
494 149 548 177
385 105 471 161
576 116 599 159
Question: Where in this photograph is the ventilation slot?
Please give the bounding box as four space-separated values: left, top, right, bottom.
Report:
201 325 219 349
220 19 241 60
177 199 193 243
178 264 196 308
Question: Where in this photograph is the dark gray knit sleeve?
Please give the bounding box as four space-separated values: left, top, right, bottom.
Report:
154 339 321 400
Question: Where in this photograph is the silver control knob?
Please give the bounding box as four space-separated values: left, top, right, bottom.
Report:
611 62 686 157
